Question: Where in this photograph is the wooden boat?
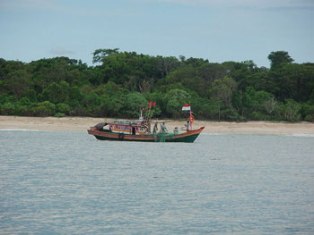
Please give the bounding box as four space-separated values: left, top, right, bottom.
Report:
88 125 204 143
87 103 204 143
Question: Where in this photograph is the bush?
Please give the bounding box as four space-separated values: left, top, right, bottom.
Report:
165 89 191 118
301 103 314 121
54 112 66 117
0 102 16 115
122 92 147 118
277 99 301 122
304 114 314 122
250 111 271 121
56 103 70 115
220 107 241 121
32 101 56 116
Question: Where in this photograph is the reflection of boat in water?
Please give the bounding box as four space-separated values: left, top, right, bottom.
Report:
87 103 204 143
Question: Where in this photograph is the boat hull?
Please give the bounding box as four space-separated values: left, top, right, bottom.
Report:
87 127 204 143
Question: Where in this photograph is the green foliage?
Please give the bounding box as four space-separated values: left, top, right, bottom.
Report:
301 103 314 121
3 69 32 98
93 82 127 117
0 50 313 122
164 65 208 96
164 89 191 118
32 101 56 117
0 102 16 115
56 103 71 115
241 87 277 120
204 100 222 120
92 48 119 64
277 99 301 122
41 81 70 103
122 92 147 117
268 51 293 69
209 76 237 108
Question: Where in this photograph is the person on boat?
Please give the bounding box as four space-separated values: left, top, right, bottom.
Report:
153 122 158 134
185 120 190 131
174 127 179 135
160 122 168 133
132 126 136 135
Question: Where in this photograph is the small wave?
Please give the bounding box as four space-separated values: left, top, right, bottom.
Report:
201 132 229 136
202 132 314 137
285 133 314 138
0 128 40 132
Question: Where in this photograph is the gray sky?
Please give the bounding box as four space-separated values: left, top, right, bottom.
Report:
0 0 313 67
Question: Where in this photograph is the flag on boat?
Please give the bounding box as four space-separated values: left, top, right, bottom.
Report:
182 104 191 111
189 112 195 124
148 101 156 108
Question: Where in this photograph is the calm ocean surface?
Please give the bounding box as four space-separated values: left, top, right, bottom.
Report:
0 130 314 234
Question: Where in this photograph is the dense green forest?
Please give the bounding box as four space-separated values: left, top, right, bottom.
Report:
1 49 314 122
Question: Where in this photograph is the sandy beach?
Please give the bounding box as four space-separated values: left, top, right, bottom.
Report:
1 115 314 135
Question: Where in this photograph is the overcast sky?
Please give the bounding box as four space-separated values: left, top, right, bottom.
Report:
0 0 313 67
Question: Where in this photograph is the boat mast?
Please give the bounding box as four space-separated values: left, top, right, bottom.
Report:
182 104 194 130
139 109 144 121
145 101 156 133
189 109 193 130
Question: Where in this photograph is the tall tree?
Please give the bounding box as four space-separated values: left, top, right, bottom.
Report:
92 48 119 64
268 51 294 69
209 76 237 108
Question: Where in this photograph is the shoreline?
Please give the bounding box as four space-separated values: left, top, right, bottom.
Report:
1 115 314 135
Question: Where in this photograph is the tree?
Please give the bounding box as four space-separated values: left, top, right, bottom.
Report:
277 99 301 122
56 103 71 115
95 82 127 117
92 48 119 64
164 65 208 96
0 101 16 115
268 51 293 69
1 50 314 121
41 81 70 104
155 56 180 78
164 89 191 118
242 87 277 120
263 97 277 115
32 101 56 116
123 92 147 117
3 70 32 98
301 103 314 122
209 76 237 108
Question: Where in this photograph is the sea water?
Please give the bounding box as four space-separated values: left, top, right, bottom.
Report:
0 130 314 234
